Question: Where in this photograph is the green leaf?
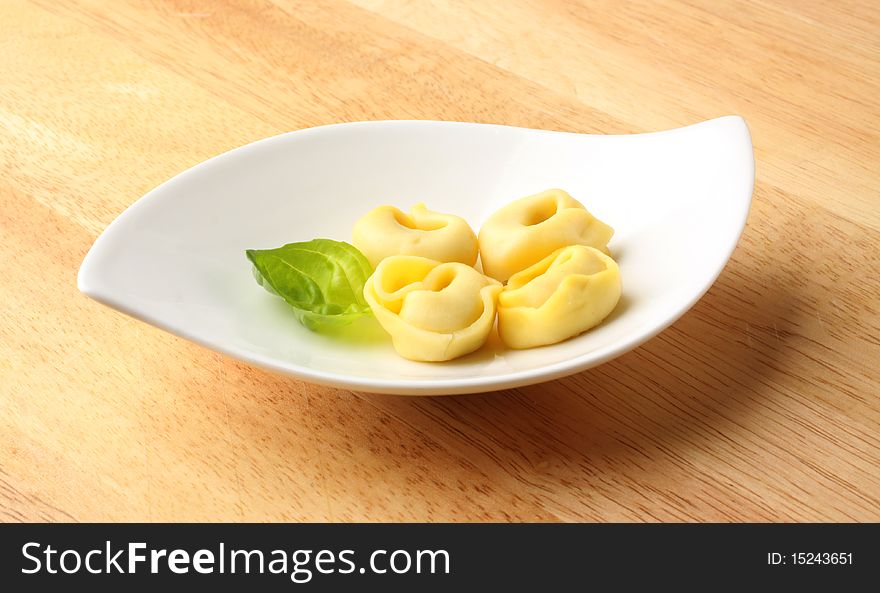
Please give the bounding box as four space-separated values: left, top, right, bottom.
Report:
246 239 373 331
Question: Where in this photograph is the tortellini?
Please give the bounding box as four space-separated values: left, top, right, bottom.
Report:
353 190 621 361
497 245 621 349
363 256 502 362
353 203 478 268
478 189 614 282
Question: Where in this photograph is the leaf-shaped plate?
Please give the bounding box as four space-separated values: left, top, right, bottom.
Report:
78 117 754 395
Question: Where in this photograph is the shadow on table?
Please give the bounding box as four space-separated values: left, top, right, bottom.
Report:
209 236 803 518
341 253 803 514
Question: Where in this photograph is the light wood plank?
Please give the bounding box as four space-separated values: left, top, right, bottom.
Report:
1 0 878 521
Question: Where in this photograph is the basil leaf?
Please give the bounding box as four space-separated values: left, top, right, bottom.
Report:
246 239 373 331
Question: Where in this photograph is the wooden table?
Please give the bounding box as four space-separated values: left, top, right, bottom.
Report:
2 0 878 522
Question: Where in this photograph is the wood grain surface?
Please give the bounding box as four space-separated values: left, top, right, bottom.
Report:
2 0 878 522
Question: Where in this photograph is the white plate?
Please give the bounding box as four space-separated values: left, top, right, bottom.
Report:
78 117 754 395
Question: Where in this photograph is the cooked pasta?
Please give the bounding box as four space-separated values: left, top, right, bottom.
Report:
353 203 478 268
497 245 621 349
363 256 501 361
478 189 613 282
